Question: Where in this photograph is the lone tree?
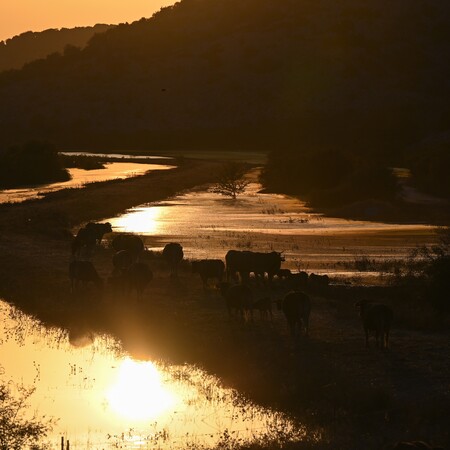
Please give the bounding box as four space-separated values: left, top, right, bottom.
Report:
211 162 250 199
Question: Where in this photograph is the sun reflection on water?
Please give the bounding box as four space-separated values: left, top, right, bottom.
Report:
112 207 163 234
106 358 176 421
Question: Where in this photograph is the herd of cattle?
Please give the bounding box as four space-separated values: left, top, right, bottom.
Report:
69 222 393 350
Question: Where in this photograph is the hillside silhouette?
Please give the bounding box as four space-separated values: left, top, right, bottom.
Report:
0 24 113 72
0 0 449 202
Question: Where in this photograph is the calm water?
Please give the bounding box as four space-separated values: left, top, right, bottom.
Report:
0 301 312 449
0 162 175 204
106 169 435 279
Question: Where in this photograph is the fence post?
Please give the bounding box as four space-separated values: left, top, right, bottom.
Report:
61 436 64 450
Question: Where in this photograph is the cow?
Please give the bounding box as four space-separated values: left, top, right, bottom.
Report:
219 282 253 320
85 222 113 244
308 273 330 293
126 262 153 298
251 296 273 321
355 299 393 349
69 260 103 293
225 250 251 282
225 250 284 283
277 291 311 337
253 251 285 282
276 269 292 279
71 222 112 258
192 259 225 289
162 243 184 278
288 271 309 290
111 235 144 260
112 249 134 274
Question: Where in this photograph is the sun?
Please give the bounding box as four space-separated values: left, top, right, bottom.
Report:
106 358 176 421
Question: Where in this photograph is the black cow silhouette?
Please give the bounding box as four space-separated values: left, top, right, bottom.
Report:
162 243 184 277
69 260 103 292
71 222 112 258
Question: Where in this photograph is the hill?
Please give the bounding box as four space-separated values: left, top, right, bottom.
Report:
0 0 449 161
0 24 113 72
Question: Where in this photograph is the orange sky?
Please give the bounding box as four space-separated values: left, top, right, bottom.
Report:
0 0 176 41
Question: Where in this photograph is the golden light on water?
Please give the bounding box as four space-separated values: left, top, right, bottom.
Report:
106 358 176 421
112 207 163 234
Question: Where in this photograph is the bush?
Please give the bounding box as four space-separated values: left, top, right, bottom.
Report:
0 378 54 449
0 140 70 189
395 228 450 315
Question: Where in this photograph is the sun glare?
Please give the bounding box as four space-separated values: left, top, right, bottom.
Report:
106 358 176 421
111 207 162 234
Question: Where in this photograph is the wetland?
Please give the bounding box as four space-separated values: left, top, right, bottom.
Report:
0 156 448 450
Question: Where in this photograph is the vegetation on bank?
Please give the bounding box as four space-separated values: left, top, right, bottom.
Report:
0 141 70 189
260 145 450 223
59 153 106 170
0 376 54 449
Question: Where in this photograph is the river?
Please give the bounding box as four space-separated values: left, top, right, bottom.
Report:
0 161 175 204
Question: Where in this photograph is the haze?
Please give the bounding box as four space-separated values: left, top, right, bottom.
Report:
0 0 175 41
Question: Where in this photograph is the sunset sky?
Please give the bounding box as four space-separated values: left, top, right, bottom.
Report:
0 0 176 41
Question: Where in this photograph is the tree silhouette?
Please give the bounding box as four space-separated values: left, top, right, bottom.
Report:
211 162 249 199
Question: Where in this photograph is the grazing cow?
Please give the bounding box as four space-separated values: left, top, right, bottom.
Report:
355 299 393 349
219 282 253 320
392 441 444 450
111 235 144 260
288 271 309 289
192 259 225 289
225 250 284 283
113 249 134 273
308 273 330 292
276 269 292 279
126 262 153 298
251 296 273 320
71 222 112 258
162 243 184 277
69 260 103 292
277 291 311 337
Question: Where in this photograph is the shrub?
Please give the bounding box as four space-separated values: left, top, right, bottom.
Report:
0 140 70 189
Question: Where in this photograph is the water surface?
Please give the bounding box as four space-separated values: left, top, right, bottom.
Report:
0 301 312 449
0 162 175 204
106 170 435 280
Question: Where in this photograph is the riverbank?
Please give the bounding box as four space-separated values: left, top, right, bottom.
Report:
0 157 449 449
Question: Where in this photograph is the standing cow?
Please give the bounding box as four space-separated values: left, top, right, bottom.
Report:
71 222 112 258
163 243 184 278
219 282 253 320
225 250 284 283
192 259 225 289
69 260 103 293
111 235 144 260
277 291 311 337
